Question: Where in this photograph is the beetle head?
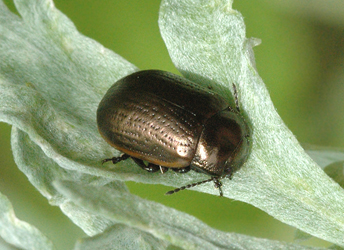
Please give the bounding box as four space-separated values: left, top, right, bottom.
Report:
191 109 250 177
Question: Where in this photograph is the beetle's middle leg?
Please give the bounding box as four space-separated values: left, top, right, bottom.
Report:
131 157 168 173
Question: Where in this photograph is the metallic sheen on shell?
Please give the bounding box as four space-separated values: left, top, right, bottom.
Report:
97 70 250 178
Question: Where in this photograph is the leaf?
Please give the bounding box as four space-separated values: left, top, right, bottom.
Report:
11 128 123 236
159 0 344 247
0 237 19 250
305 145 344 169
0 192 54 250
294 229 313 242
0 0 341 249
324 162 344 189
304 145 344 188
74 224 168 250
56 180 325 250
0 0 136 245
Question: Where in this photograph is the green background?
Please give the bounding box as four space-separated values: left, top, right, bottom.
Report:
1 0 343 249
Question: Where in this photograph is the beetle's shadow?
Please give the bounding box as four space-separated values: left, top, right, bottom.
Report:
179 70 233 102
177 69 252 125
178 69 253 170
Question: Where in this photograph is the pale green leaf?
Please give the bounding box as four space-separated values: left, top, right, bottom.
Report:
305 146 344 188
0 236 20 250
0 0 342 249
159 0 344 247
56 180 324 250
324 162 344 189
74 224 168 250
0 192 54 250
294 229 313 242
306 145 344 169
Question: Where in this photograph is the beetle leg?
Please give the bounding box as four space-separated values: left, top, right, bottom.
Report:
172 166 191 173
159 166 169 174
102 153 130 164
212 177 223 197
131 157 161 173
232 83 240 112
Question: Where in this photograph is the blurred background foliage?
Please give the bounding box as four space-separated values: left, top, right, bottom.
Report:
0 0 343 249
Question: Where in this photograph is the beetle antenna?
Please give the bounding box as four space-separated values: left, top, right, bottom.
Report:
165 177 223 196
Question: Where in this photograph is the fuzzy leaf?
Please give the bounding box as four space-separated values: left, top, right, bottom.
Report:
0 0 342 249
74 224 168 250
56 180 325 250
306 146 344 169
324 162 344 189
0 192 54 250
305 146 344 188
159 0 344 246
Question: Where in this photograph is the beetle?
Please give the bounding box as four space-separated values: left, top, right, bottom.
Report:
97 70 250 196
